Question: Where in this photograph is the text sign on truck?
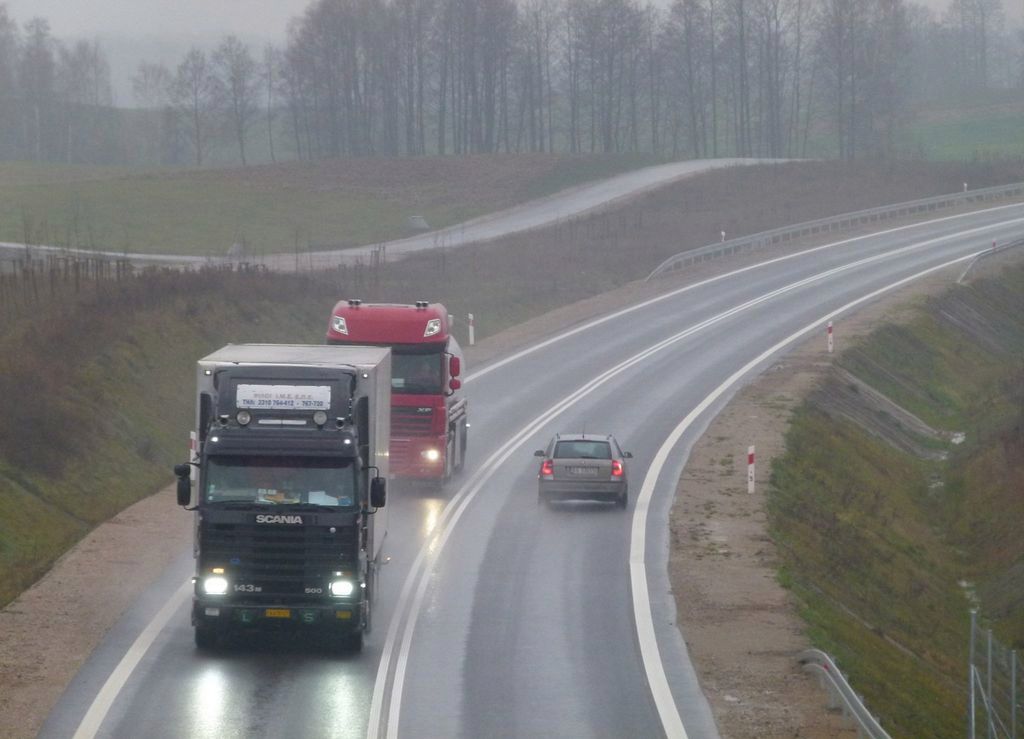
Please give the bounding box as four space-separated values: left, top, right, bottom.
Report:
236 384 331 410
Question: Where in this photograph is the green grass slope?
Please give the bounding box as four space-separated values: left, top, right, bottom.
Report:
0 272 335 606
770 263 1024 738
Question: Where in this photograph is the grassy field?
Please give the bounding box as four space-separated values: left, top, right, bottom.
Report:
0 153 663 257
769 264 1024 738
2 158 1024 621
898 99 1024 161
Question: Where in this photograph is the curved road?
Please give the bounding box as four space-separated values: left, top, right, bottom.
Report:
39 201 1024 739
0 158 773 270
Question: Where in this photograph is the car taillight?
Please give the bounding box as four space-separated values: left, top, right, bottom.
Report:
611 460 624 477
540 459 554 477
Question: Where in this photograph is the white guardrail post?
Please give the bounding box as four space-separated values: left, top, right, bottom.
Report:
647 182 1024 281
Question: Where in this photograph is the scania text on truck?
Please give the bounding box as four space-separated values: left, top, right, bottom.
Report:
173 344 390 651
326 300 467 484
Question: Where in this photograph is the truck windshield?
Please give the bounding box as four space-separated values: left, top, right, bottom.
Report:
204 456 358 508
392 350 443 395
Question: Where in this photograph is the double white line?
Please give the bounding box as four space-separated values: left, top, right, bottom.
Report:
367 221 1006 737
71 202 1019 739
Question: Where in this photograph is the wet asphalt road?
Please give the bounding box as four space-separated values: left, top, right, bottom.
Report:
39 201 1024 739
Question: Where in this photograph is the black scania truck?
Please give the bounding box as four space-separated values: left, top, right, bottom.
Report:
173 344 390 651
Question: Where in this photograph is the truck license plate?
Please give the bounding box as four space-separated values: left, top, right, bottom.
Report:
265 608 291 619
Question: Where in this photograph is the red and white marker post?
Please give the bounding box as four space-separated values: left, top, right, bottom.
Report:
747 445 755 495
827 320 834 354
468 313 476 346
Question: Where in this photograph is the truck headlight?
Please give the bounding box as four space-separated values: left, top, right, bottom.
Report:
330 580 355 597
203 576 229 595
421 449 440 462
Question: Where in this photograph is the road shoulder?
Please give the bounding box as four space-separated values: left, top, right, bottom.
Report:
667 265 970 737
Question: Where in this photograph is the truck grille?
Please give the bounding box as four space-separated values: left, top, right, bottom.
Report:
392 405 434 436
199 521 358 603
390 438 415 470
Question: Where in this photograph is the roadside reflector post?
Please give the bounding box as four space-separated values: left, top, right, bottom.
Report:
720 230 726 243
992 240 997 251
747 445 755 494
963 182 968 193
468 313 476 346
827 321 834 354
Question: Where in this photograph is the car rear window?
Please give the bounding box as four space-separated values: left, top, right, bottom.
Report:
553 441 611 459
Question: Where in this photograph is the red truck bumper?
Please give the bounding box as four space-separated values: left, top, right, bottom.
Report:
390 436 447 479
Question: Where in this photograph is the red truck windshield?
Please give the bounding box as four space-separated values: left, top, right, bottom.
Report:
392 351 443 395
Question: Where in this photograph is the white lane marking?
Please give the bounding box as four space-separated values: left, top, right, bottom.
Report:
70 204 1020 739
465 201 1024 384
629 250 980 738
369 227 997 737
72 581 191 739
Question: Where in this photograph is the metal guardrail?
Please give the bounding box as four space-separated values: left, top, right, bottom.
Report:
957 237 1024 284
798 649 891 739
647 181 1024 281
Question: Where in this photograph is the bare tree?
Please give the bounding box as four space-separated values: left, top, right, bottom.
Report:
171 47 220 167
214 36 260 166
19 18 56 161
57 40 112 163
132 62 172 108
946 0 1003 91
132 62 174 164
0 6 22 159
262 44 282 163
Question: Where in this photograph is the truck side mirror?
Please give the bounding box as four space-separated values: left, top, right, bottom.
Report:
449 378 462 391
449 355 461 378
173 463 192 507
370 477 387 509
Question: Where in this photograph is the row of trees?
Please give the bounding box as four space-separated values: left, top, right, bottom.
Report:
132 37 275 166
0 9 118 163
147 0 1017 165
0 0 1017 166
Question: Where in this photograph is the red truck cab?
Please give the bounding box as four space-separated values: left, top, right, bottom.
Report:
326 300 467 483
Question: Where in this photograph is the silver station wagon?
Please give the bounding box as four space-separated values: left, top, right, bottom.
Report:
534 433 633 508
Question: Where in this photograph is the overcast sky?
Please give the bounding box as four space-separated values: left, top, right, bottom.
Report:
5 0 310 41
3 0 1020 102
7 0 1014 41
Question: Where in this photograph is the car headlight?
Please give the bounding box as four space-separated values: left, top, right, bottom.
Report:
332 315 348 334
330 580 355 597
203 576 229 595
421 448 441 462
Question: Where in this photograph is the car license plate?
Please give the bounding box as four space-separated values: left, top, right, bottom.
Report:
265 608 291 619
568 466 598 476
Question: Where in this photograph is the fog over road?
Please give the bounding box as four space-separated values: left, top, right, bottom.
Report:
38 198 1024 738
0 158 775 270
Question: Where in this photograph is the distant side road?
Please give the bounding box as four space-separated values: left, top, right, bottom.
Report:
0 158 774 270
